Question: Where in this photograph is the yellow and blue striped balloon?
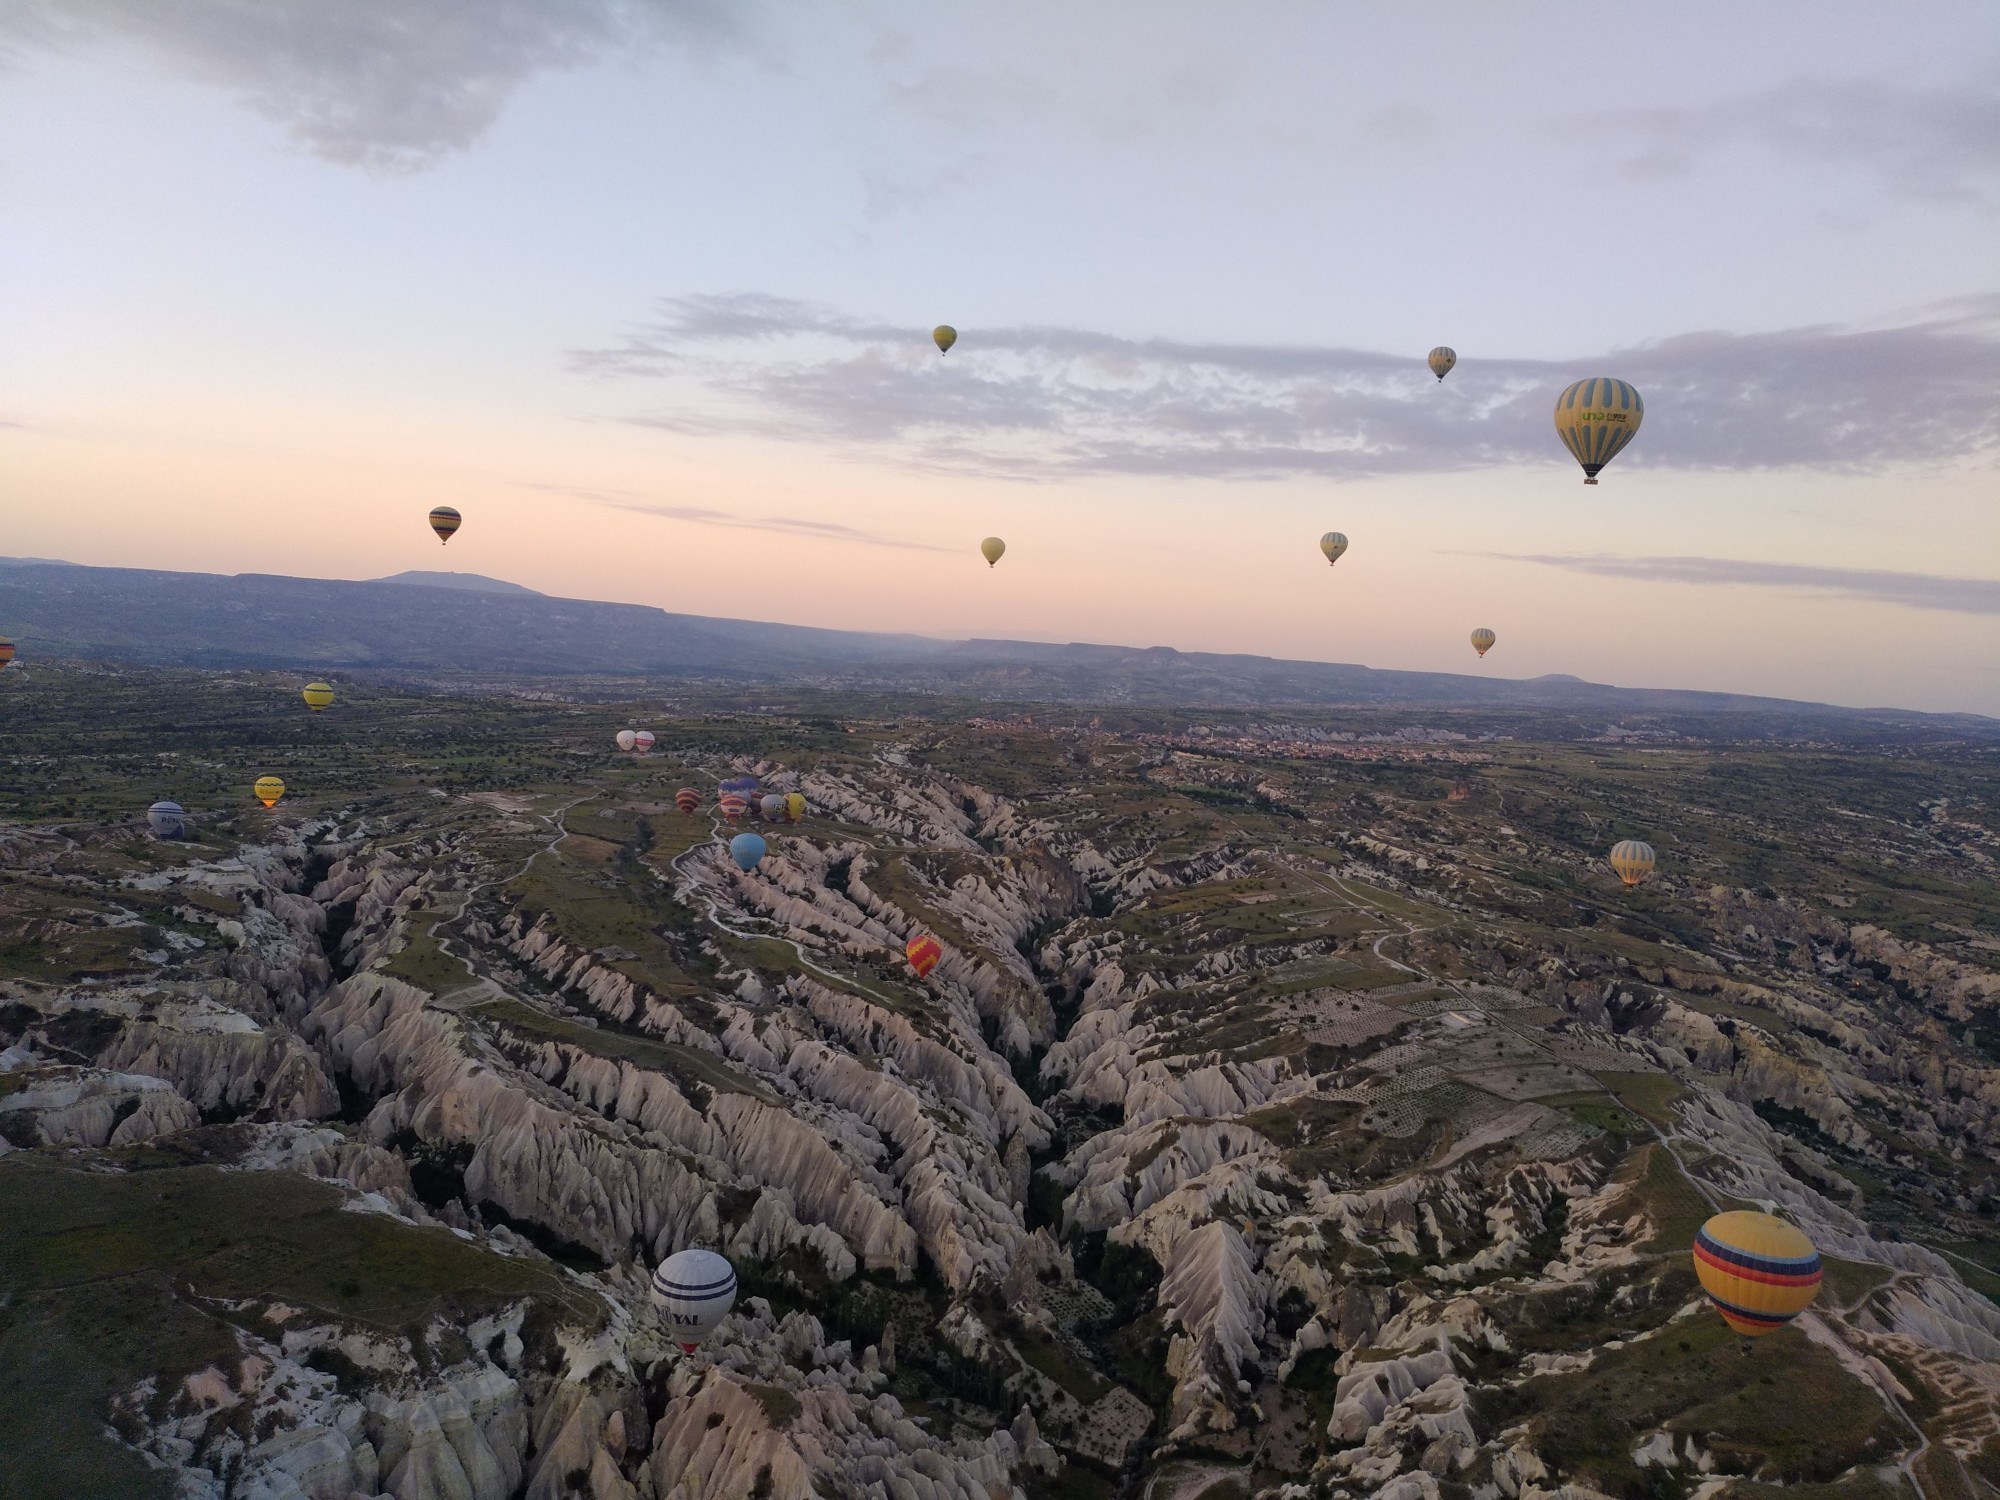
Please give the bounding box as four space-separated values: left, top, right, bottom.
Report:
1692 1211 1821 1337
1553 377 1644 484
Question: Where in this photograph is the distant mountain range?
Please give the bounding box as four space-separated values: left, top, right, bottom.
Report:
1 559 1991 738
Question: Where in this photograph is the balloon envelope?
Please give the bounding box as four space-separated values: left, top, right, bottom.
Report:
1428 346 1457 382
760 794 786 821
784 792 807 822
980 537 1006 568
634 730 656 754
932 325 957 354
253 776 286 808
650 1248 737 1352
1610 839 1656 887
1470 628 1496 657
302 682 335 712
147 801 186 839
906 935 943 978
1319 532 1348 565
427 506 462 543
729 832 767 871
616 730 638 751
0 638 14 669
720 776 759 797
675 788 700 814
720 794 747 822
1553 378 1644 484
1693 1211 1820 1337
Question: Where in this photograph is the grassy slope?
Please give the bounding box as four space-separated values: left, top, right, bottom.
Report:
0 1154 594 1500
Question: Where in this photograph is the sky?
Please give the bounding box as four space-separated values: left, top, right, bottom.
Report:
2 1 1997 713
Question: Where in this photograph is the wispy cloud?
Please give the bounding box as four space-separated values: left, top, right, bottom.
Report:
1572 77 2000 203
1484 553 2000 616
570 293 2000 481
528 482 955 553
0 0 752 172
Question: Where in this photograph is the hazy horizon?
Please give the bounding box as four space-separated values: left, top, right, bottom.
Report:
4 2 1996 713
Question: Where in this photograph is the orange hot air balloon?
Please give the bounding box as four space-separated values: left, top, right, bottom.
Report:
0 638 16 670
675 788 700 815
905 935 943 979
720 793 748 822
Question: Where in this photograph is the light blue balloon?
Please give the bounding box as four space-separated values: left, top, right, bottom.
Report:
729 832 767 871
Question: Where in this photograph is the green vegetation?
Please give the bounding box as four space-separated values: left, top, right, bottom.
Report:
379 914 471 994
0 1153 595 1500
1594 1070 1687 1129
471 997 773 1102
1483 1315 1902 1494
1626 1144 1715 1253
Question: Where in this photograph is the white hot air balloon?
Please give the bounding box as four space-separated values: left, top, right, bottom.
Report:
633 730 656 755
1319 532 1348 566
651 1248 737 1353
615 729 638 752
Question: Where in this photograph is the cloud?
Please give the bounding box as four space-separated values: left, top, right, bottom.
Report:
0 0 749 171
1484 553 2000 616
529 483 955 553
1574 77 2000 203
570 292 2000 481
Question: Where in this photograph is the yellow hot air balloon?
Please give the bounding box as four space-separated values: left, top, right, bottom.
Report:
1693 1211 1821 1338
428 506 462 544
785 792 807 822
1319 532 1348 566
932 325 957 355
1470 628 1496 658
1609 839 1655 887
980 537 1006 568
302 682 335 712
1554 378 1644 485
1427 346 1456 382
253 776 286 809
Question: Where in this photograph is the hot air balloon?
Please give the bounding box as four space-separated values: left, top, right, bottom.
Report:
1609 839 1656 888
1319 532 1348 566
253 776 286 809
651 1247 737 1354
1554 378 1644 485
427 506 462 544
719 793 748 822
147 801 186 839
729 832 766 871
302 682 335 712
784 792 806 823
634 730 656 755
906 935 943 979
0 638 15 670
933 325 957 355
616 730 638 752
1428 347 1457 382
1693 1211 1821 1339
980 537 1006 568
1470 628 1496 658
675 788 700 815
720 776 759 798
759 794 785 822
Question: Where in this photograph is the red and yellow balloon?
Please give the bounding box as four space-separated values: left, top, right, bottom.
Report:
905 935 943 979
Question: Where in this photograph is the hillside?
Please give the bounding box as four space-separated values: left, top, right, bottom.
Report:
3 560 1994 741
2 664 1996 1498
